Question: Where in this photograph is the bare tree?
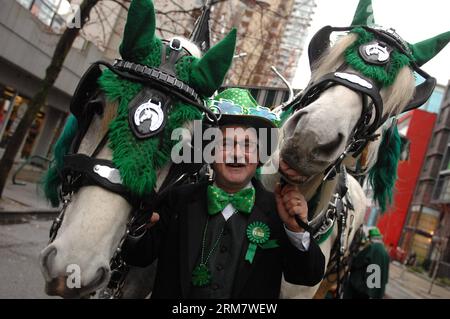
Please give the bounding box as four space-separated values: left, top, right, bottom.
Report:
0 0 130 196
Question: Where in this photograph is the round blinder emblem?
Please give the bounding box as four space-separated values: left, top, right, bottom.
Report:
128 88 170 139
134 99 164 132
359 41 392 65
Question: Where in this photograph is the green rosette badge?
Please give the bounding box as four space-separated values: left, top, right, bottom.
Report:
245 221 279 263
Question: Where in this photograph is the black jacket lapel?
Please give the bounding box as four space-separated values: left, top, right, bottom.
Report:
179 183 208 297
231 179 274 297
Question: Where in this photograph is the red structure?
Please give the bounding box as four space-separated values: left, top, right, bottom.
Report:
377 109 437 247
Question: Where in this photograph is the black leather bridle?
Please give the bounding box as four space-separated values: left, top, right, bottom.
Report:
48 39 216 297
50 38 217 239
282 25 437 182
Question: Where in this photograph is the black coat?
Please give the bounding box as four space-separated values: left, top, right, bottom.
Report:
123 179 325 299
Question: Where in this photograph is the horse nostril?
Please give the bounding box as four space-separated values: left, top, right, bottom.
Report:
313 133 344 158
39 246 57 281
284 110 307 138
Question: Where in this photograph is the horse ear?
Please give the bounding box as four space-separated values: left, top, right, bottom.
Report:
368 124 402 213
190 28 237 97
351 0 375 26
410 31 450 67
119 0 157 62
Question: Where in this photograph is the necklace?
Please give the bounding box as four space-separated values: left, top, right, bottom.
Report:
191 210 236 287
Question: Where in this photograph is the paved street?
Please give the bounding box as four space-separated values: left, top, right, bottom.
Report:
385 262 450 299
1 214 450 299
0 218 56 299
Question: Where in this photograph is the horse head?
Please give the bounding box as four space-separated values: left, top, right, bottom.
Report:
274 0 450 205
39 0 236 298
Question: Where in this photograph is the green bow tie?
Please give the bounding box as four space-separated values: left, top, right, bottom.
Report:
207 185 255 215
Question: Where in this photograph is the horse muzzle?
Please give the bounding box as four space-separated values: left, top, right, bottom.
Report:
39 244 110 298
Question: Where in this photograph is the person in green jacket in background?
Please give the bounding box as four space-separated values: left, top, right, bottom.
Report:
344 227 390 299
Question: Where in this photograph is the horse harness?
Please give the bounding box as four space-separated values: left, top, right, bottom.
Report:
279 25 436 297
283 25 436 183
48 39 217 298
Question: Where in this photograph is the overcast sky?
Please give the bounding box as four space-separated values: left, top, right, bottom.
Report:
292 0 450 88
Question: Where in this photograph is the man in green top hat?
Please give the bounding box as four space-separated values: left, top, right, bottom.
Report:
123 88 325 298
343 226 390 299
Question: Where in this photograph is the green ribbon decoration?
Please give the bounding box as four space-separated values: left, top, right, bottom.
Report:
245 222 279 263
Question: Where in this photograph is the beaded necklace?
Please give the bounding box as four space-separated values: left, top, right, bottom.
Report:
191 210 237 287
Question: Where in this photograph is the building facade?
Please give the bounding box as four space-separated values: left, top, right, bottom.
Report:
376 109 437 251
398 81 450 277
211 0 316 87
0 0 123 161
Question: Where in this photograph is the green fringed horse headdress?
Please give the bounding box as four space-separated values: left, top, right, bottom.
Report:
347 0 450 212
306 0 450 113
43 0 237 207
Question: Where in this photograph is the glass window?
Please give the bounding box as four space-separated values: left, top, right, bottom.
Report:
16 0 71 32
433 177 444 200
264 90 276 108
17 0 33 9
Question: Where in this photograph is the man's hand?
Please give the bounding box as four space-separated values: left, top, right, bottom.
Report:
274 183 308 232
145 212 160 229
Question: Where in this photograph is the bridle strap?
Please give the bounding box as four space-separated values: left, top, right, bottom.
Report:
307 25 437 114
294 71 384 136
62 154 132 202
93 60 219 126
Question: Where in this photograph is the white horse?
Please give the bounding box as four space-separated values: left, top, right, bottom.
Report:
262 13 449 298
38 0 236 298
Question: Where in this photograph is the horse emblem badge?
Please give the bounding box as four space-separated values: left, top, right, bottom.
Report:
134 99 164 130
359 40 392 65
129 96 167 139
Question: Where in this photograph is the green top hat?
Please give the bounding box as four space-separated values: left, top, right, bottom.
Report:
208 88 280 129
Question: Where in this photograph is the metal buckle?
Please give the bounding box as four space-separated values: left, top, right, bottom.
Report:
169 38 182 51
206 100 222 122
150 69 159 78
158 73 168 81
167 75 176 85
135 64 144 73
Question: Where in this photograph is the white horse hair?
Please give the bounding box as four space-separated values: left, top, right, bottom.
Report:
39 102 195 298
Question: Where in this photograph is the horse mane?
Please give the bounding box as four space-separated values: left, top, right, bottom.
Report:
42 115 78 207
368 124 402 212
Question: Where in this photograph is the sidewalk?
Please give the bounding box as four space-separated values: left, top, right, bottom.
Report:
385 261 450 299
0 177 59 222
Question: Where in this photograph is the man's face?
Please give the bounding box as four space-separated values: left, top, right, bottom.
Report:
212 125 259 191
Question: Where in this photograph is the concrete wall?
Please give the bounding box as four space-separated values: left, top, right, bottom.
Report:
0 0 108 111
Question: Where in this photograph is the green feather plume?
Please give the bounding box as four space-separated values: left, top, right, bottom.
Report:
368 124 402 212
